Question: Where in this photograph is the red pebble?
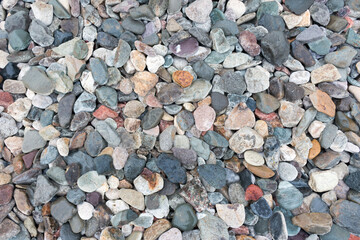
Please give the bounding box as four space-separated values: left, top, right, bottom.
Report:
245 184 263 201
93 105 118 120
0 92 14 108
239 31 261 57
350 235 360 240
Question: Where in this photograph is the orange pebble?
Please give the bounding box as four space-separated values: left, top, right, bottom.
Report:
172 70 193 88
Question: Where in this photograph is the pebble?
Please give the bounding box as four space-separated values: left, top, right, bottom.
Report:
185 0 212 23
278 162 298 181
292 213 333 235
0 0 360 238
198 212 229 240
193 105 215 131
131 71 159 96
310 90 336 117
245 66 270 93
244 151 265 166
311 64 341 84
77 201 94 220
330 200 360 234
77 171 106 193
309 170 339 192
261 31 290 66
229 127 264 154
276 181 303 210
156 153 187 184
278 101 305 127
250 197 273 219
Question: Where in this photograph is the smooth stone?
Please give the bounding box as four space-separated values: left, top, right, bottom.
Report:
95 86 118 110
309 2 330 26
66 188 86 205
186 137 209 160
278 162 298 181
291 40 316 67
77 171 106 192
326 15 348 32
250 197 273 219
210 92 228 112
319 124 338 149
330 200 360 235
223 52 252 68
94 155 114 175
176 80 212 104
28 19 54 47
141 108 164 130
197 164 226 189
175 110 195 131
216 203 245 228
157 83 184 104
296 25 325 43
285 0 314 14
49 0 71 19
310 197 329 213
94 120 121 147
65 151 95 175
269 211 288 240
21 67 55 95
50 197 77 224
119 189 145 210
8 29 31 51
124 154 146 181
90 58 108 85
192 60 214 80
253 92 280 114
60 223 81 240
101 18 123 38
344 171 360 192
197 212 229 240
292 213 332 235
203 130 228 148
320 224 350 240
308 37 332 55
40 146 59 165
309 170 339 192
276 181 303 210
156 153 187 184
22 130 46 153
229 127 264 154
185 0 212 23
111 209 138 227
313 150 342 170
0 219 20 239
210 28 230 53
58 93 76 128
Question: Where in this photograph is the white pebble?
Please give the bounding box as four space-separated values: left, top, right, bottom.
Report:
77 202 94 220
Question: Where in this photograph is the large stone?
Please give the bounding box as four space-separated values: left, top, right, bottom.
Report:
309 170 339 192
229 127 264 154
261 31 290 66
197 212 229 240
330 200 360 234
292 213 332 235
20 66 55 95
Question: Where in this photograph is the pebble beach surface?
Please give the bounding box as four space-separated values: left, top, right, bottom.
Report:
1 0 360 239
